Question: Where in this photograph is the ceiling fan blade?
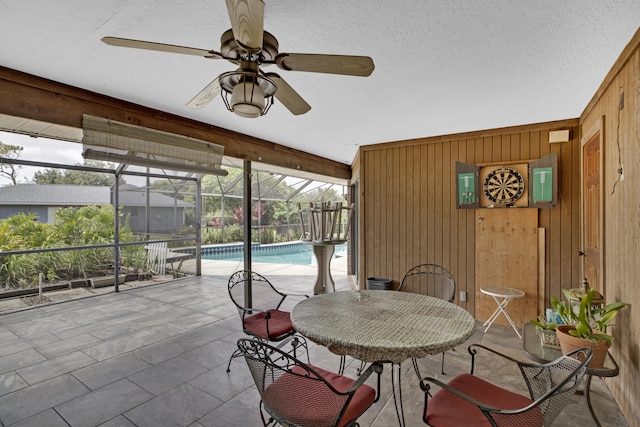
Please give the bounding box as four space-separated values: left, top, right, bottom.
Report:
275 53 374 77
102 36 222 59
225 0 264 52
186 77 222 109
265 73 311 115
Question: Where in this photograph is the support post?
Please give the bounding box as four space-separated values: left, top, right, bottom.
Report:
243 160 252 307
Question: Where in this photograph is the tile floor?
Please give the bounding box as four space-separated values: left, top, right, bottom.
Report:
0 261 629 426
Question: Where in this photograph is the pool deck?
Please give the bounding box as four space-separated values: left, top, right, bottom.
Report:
185 251 349 277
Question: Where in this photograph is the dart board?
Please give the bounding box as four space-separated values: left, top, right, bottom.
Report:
482 167 525 205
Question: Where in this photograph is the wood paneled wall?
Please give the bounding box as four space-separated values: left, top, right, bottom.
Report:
580 28 640 426
355 27 640 425
356 119 581 318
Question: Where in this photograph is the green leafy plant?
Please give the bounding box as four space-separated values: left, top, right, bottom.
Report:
0 205 140 289
551 288 629 345
530 314 558 331
170 259 185 279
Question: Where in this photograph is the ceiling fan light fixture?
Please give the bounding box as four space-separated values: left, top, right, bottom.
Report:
230 80 265 118
220 70 276 118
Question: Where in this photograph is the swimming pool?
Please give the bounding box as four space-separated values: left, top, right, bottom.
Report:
199 242 347 265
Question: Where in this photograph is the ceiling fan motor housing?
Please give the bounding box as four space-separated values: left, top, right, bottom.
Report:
220 29 279 61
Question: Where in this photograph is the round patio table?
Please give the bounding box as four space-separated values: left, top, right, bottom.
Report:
292 290 476 363
291 290 476 426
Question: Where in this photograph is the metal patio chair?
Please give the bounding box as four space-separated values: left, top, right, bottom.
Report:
420 344 592 427
226 270 308 372
356 263 457 378
237 338 383 427
399 263 456 375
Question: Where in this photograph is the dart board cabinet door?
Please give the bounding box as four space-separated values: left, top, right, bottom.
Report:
455 153 557 209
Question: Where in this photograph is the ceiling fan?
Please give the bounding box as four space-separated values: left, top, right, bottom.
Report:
102 0 375 118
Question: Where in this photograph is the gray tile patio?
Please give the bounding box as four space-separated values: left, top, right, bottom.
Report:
0 260 630 426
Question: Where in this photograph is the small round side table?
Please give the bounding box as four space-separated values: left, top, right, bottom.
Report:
481 286 525 338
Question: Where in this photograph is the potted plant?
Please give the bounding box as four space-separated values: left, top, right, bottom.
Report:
529 314 560 349
551 288 628 367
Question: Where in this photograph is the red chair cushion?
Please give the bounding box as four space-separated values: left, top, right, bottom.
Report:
426 373 542 427
244 309 293 340
263 364 376 427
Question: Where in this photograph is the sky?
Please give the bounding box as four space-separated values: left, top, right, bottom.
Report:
0 130 84 185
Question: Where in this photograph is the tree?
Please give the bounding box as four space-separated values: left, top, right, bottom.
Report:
31 168 64 184
33 160 115 186
0 141 24 185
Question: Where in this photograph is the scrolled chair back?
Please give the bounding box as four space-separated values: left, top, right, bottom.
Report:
238 338 381 427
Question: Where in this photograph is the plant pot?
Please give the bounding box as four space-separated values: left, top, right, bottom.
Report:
536 327 561 349
556 325 609 368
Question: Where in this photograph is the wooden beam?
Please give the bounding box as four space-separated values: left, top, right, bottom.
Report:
361 118 580 152
0 66 351 180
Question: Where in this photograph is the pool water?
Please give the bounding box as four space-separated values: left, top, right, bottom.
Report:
201 242 347 265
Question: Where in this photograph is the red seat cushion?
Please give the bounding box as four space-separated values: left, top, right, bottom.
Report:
244 309 293 340
263 364 376 427
426 373 542 427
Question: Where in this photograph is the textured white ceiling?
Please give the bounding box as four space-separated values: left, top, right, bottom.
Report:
1 1 639 165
